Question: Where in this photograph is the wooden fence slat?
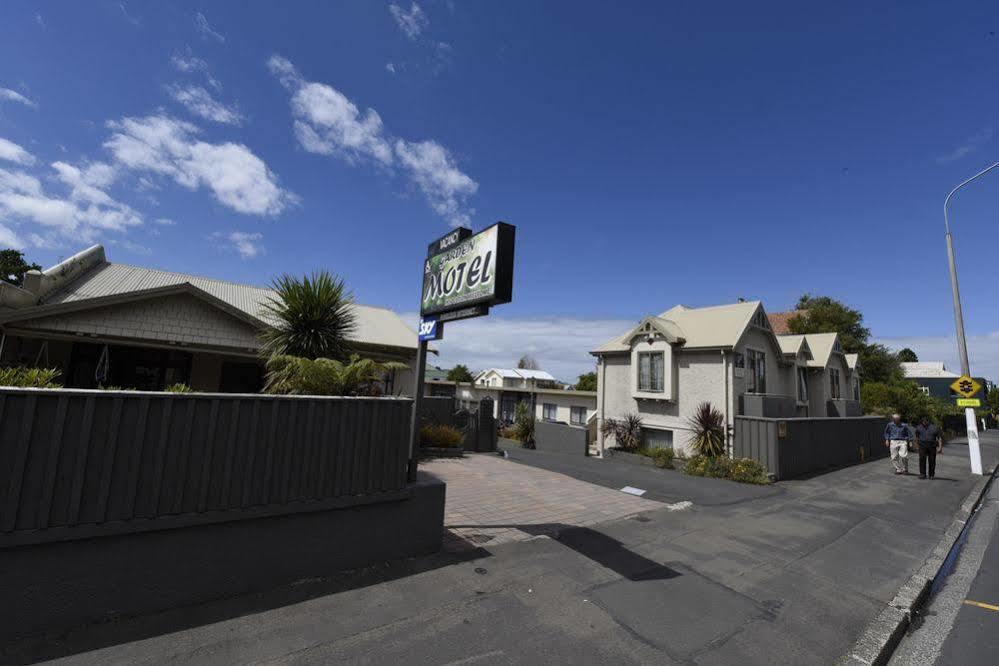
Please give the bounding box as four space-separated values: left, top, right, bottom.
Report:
171 398 197 514
148 398 173 516
96 398 124 523
3 395 37 532
197 400 220 513
36 396 70 527
123 397 151 519
220 401 240 508
240 400 262 507
67 395 96 523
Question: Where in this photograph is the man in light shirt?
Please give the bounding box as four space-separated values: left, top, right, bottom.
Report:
883 413 913 475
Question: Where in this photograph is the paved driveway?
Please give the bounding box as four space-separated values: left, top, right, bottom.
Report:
421 453 661 549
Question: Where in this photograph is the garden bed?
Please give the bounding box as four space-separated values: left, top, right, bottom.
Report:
418 447 465 458
603 448 657 467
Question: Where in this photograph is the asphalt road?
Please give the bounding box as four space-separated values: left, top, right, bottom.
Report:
15 435 997 665
500 444 782 506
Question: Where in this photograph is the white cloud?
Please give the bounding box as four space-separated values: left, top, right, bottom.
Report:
389 2 429 40
212 230 263 258
0 87 36 108
171 50 222 91
108 237 151 255
880 332 999 382
0 159 142 245
395 139 477 226
386 62 397 75
0 137 36 166
268 55 476 226
195 12 225 43
404 313 633 383
153 217 175 226
938 128 993 165
166 84 242 125
104 114 294 216
0 223 25 249
117 1 140 26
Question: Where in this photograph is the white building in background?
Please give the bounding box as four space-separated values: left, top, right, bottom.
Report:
591 300 862 456
474 368 561 390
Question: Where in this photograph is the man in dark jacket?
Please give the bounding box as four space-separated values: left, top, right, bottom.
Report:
914 417 943 479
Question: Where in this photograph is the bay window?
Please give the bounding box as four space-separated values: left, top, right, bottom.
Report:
637 351 665 393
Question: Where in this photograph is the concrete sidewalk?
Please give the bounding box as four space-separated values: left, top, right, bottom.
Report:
14 434 999 665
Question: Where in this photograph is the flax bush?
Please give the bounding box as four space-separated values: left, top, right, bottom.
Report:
0 366 62 388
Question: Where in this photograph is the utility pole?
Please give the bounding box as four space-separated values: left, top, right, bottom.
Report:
943 162 998 475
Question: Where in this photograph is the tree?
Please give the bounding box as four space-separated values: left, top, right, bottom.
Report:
575 371 597 392
259 271 357 361
446 364 473 382
789 294 901 383
861 380 959 423
896 348 919 363
517 354 539 370
0 249 41 287
988 387 999 417
789 294 870 352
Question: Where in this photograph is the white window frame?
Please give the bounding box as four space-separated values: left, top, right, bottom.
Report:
542 403 558 421
631 337 674 401
570 406 586 425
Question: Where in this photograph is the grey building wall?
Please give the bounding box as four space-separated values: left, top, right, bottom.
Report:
534 420 589 455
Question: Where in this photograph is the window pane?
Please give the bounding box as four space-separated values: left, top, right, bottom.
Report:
639 353 651 390
757 352 766 394
652 352 664 391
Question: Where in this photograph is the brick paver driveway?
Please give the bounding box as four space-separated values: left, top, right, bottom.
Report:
421 453 660 550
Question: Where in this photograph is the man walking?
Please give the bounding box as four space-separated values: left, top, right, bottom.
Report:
914 417 943 479
884 413 913 475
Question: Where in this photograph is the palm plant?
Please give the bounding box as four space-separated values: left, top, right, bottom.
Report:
687 402 726 457
259 271 357 361
264 354 407 396
600 413 643 451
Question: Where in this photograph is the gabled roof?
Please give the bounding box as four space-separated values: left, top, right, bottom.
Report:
802 332 842 368
592 300 764 354
1 255 418 352
901 361 958 379
845 353 860 371
776 334 812 359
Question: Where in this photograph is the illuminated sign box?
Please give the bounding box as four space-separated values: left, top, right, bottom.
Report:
420 222 515 318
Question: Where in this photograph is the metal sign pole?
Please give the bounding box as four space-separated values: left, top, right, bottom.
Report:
408 337 429 483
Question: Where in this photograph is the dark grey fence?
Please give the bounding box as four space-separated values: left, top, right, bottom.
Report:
0 388 413 547
534 420 589 456
733 415 886 480
739 393 797 418
419 395 456 426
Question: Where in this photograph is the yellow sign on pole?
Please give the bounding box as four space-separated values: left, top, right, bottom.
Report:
957 398 981 407
950 375 982 399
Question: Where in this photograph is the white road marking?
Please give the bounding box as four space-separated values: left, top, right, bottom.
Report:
620 486 646 496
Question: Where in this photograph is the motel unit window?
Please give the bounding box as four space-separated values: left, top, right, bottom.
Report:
853 377 860 401
543 403 558 421
637 351 665 392
830 368 841 399
570 406 587 425
642 427 673 451
797 367 808 403
745 349 766 394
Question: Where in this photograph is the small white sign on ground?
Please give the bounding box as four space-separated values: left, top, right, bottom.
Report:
620 486 646 497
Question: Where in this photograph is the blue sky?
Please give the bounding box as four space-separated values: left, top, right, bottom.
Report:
1 1 998 381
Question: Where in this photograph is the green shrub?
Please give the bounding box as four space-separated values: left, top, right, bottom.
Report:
0 366 62 388
166 383 194 393
420 423 464 448
728 458 770 484
683 455 771 484
512 402 535 445
264 354 407 396
638 446 675 469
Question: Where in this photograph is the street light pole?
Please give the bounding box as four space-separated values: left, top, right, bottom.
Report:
943 161 998 475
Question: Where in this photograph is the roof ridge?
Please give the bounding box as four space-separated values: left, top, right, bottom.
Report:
108 261 273 292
